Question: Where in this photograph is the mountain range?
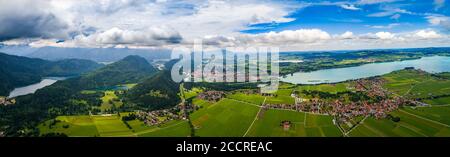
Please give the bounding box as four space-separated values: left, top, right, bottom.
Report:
0 52 102 96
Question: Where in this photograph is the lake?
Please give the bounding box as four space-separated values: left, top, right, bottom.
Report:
281 56 450 84
8 77 67 98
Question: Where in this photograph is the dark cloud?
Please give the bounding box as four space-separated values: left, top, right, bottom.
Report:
0 13 68 41
0 0 69 41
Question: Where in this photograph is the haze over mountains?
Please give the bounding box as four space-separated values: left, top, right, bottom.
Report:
0 52 102 96
0 54 182 135
0 45 171 63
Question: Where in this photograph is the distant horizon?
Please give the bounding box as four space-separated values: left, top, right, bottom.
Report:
2 44 450 55
1 0 450 52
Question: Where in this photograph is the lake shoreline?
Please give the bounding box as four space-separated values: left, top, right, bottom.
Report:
7 77 68 98
281 55 450 85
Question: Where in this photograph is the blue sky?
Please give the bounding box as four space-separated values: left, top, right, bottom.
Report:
243 0 449 34
0 0 449 51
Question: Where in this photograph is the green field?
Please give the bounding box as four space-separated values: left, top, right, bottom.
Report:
190 98 260 137
246 109 342 137
349 110 450 137
423 96 450 106
265 89 295 105
137 120 191 137
38 114 191 137
192 97 213 109
295 83 350 98
401 106 450 126
100 91 122 111
226 93 266 105
36 69 450 137
383 70 450 98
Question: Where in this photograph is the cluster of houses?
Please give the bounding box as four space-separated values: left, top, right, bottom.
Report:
197 91 225 102
264 78 416 124
330 98 403 121
0 97 15 106
354 78 388 98
136 109 182 126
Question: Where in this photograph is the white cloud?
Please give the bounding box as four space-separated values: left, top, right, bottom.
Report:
414 30 442 39
368 8 414 17
358 0 399 5
196 28 448 51
56 26 183 48
1 0 449 51
0 0 70 41
339 31 355 39
369 23 400 29
340 4 361 11
375 32 395 39
426 15 450 31
426 15 450 25
390 14 401 20
0 0 298 44
234 29 331 46
434 0 446 10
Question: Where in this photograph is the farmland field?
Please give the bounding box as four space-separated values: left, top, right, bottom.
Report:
401 106 450 126
296 83 350 94
246 109 341 137
265 89 295 105
226 93 266 105
38 114 191 137
137 120 191 137
383 70 450 98
100 91 122 111
190 98 260 137
349 110 450 137
423 96 450 106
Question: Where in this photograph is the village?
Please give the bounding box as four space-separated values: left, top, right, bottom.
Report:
264 78 421 123
0 97 15 106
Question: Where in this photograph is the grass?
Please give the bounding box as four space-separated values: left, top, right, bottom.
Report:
192 97 213 109
246 109 341 137
349 110 450 137
226 93 265 105
39 115 99 137
295 83 350 98
265 89 295 105
122 83 137 89
184 87 203 100
423 96 450 106
80 90 97 94
38 114 191 137
401 106 450 126
137 120 191 137
190 98 260 137
100 91 122 111
93 116 134 137
383 70 450 98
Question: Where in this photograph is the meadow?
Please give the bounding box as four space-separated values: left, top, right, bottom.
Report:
383 70 450 98
348 110 450 137
265 89 295 105
38 114 191 137
226 93 266 105
190 98 260 137
246 109 342 137
100 91 122 111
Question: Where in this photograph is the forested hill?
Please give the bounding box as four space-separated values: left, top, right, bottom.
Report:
125 70 180 110
77 55 157 89
0 52 102 96
0 55 159 136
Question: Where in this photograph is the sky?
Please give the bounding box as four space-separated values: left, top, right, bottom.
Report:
0 0 449 51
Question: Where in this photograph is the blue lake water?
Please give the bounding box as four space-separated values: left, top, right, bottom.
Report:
8 77 67 98
281 56 450 84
